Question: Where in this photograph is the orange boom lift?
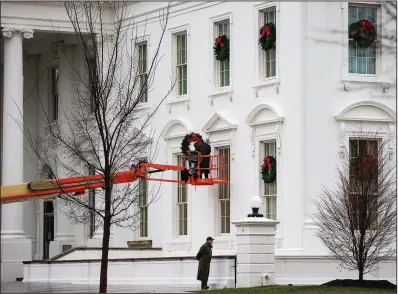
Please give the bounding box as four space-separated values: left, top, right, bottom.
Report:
0 152 226 204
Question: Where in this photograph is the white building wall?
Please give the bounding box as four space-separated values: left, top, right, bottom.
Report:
1 1 396 283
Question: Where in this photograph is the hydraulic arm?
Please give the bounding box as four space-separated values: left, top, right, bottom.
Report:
1 154 226 204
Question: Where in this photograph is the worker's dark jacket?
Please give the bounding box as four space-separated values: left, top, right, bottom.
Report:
196 242 213 282
195 143 211 171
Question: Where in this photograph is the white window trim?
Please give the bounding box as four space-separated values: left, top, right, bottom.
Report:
246 104 284 248
202 120 236 241
340 2 391 92
212 143 232 237
134 156 151 241
334 100 396 160
167 23 191 112
337 122 395 160
254 132 283 248
208 12 234 105
133 34 151 111
164 145 192 252
253 2 281 96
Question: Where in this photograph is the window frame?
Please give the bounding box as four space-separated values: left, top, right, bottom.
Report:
254 2 280 89
341 2 388 84
88 166 96 239
138 177 149 239
348 138 380 230
176 153 188 236
260 140 278 220
48 66 59 122
347 4 381 76
216 146 231 235
214 20 231 89
209 12 233 94
259 7 277 79
136 41 149 103
168 24 190 99
87 55 97 113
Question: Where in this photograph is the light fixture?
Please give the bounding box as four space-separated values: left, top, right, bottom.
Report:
247 195 263 217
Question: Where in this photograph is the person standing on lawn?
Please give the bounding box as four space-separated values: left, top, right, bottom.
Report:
196 236 214 290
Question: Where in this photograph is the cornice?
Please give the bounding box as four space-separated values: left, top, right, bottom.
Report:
12 1 118 8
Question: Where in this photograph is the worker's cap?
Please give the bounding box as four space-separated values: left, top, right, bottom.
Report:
206 236 215 241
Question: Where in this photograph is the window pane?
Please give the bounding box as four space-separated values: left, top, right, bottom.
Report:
266 196 277 220
177 155 188 235
218 148 231 233
348 6 357 25
183 79 187 95
357 58 366 74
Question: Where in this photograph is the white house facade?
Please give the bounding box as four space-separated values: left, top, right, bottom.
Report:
0 1 396 287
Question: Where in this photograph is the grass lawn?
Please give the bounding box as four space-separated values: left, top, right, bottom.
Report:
199 285 397 293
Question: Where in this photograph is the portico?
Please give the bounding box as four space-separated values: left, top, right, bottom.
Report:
1 27 80 281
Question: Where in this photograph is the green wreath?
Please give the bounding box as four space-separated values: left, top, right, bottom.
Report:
259 23 276 51
213 35 230 61
349 19 376 48
261 156 276 184
181 132 204 155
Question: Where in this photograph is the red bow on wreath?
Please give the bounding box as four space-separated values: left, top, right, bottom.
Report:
361 157 376 165
260 26 271 38
188 133 198 143
262 157 272 169
215 37 224 48
360 20 375 33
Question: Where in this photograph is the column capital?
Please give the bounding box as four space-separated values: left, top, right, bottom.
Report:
2 28 34 39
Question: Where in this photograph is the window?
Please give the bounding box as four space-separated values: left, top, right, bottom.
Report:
218 147 231 234
88 57 96 113
50 67 59 121
262 141 277 220
88 166 96 238
138 178 148 238
260 8 276 78
348 5 378 75
177 154 188 235
137 42 148 103
175 33 187 96
349 139 378 230
215 21 230 88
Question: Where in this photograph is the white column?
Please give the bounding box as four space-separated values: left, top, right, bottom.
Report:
232 217 279 288
1 27 34 281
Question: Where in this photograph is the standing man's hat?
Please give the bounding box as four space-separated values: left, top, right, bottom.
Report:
206 236 215 241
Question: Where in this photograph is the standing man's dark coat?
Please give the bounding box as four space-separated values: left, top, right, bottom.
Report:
196 237 214 289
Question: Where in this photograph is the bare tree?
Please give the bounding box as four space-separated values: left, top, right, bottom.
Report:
20 1 173 292
313 129 396 281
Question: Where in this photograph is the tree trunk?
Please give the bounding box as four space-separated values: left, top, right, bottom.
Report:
358 267 364 281
99 215 111 293
99 185 112 294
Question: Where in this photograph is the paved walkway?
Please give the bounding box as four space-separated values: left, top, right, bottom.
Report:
0 282 195 293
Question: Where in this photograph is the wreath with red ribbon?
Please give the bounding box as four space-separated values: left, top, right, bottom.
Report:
259 23 276 51
261 156 276 184
213 35 230 61
349 19 376 48
181 132 204 155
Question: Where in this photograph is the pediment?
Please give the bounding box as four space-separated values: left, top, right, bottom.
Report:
246 104 284 126
161 119 191 139
335 101 396 123
202 112 237 133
